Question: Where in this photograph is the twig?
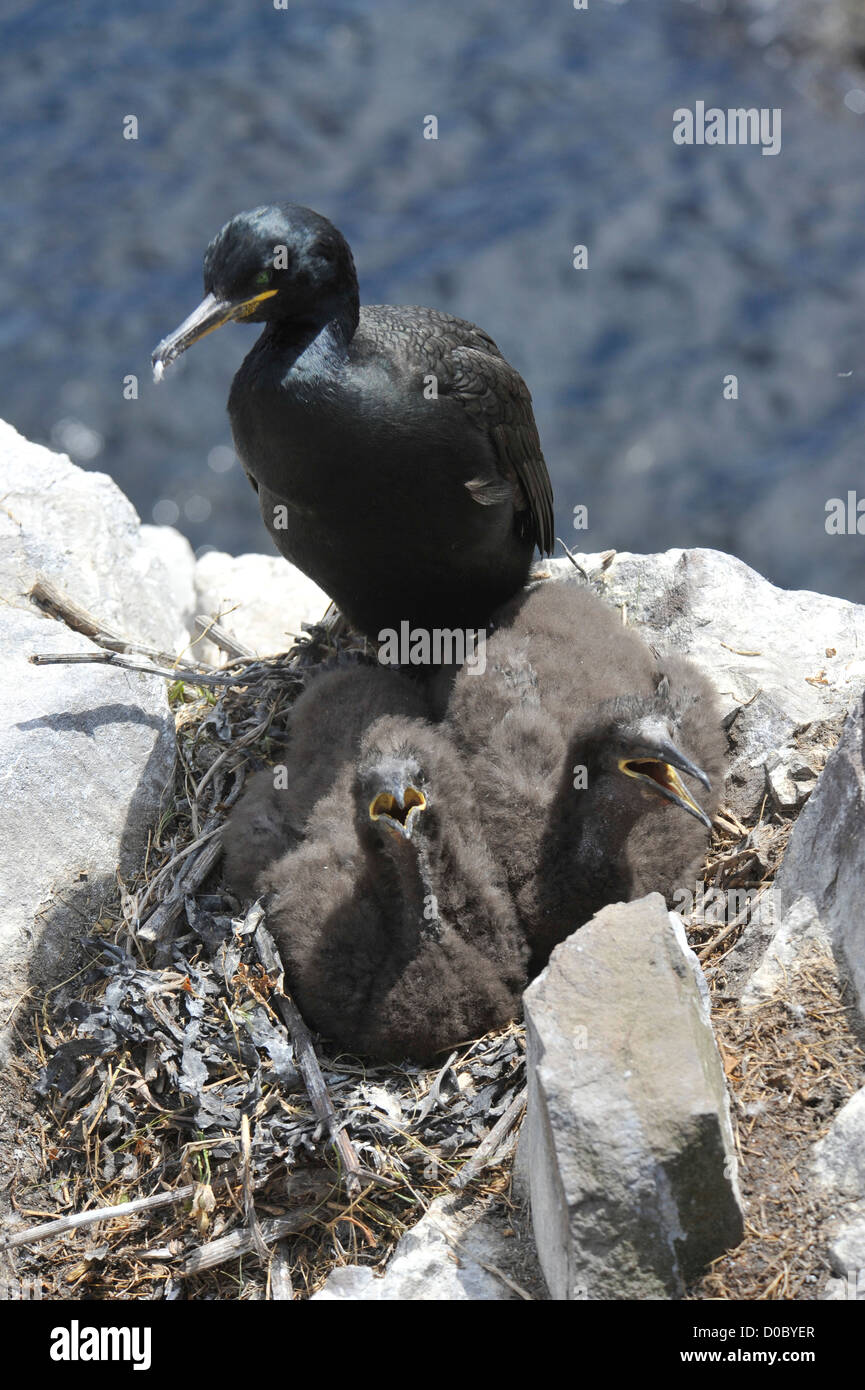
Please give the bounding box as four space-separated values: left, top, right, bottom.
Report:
192 717 270 811
252 915 381 1196
461 1252 534 1300
416 1052 458 1123
193 614 256 661
268 1241 294 1300
555 536 588 581
719 641 762 657
425 1211 534 1299
137 835 225 943
272 989 388 1195
29 649 266 688
0 1183 196 1251
450 1087 528 1190
137 825 223 914
697 891 765 963
241 1113 269 1261
180 1207 317 1276
29 579 184 667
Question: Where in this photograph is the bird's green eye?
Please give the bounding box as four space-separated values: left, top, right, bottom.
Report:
255 269 272 286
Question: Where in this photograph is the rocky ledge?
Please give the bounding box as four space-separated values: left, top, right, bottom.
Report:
1 419 864 1300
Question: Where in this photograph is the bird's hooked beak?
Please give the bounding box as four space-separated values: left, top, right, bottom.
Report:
368 781 427 841
151 288 279 382
618 738 713 829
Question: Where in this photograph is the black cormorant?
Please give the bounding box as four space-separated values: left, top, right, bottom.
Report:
152 204 554 641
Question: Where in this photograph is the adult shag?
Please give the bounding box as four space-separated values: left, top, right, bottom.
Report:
152 204 555 641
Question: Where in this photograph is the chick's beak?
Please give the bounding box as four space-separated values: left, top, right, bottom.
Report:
619 740 713 829
368 784 427 840
152 287 278 381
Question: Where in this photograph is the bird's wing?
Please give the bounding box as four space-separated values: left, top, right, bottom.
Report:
447 343 554 554
364 306 555 554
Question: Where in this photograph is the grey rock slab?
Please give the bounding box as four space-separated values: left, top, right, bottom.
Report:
764 747 820 814
0 419 195 654
813 1086 865 1301
738 896 836 1008
546 548 865 818
0 604 175 1056
518 894 743 1300
191 550 330 661
813 1087 865 1203
747 691 865 1022
826 1216 865 1299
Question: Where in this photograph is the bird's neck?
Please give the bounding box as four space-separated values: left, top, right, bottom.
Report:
556 746 650 881
379 837 442 940
263 296 359 375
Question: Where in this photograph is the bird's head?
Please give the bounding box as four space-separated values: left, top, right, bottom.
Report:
356 744 430 848
152 203 359 380
588 683 713 829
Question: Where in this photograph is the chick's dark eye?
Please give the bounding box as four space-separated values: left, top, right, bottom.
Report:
254 269 272 286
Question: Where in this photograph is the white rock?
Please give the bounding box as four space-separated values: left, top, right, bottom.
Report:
739 896 834 1008
755 694 865 1022
137 524 197 653
813 1087 865 1299
813 1087 865 1201
0 419 195 655
546 548 865 817
312 1195 541 1300
192 550 330 661
0 421 181 1058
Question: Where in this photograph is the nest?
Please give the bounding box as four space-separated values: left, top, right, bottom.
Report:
10 604 527 1300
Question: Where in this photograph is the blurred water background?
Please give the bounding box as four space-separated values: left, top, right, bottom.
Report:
1 0 864 600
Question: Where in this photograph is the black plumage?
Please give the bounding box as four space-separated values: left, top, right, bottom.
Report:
228 710 528 1063
152 204 554 640
222 664 429 902
446 579 727 969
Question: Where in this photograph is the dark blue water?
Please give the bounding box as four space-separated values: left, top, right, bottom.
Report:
2 0 864 600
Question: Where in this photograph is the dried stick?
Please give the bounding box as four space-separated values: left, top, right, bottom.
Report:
137 835 225 943
554 537 589 581
30 649 265 688
697 892 765 963
193 614 256 661
273 990 368 1195
450 1086 528 1190
192 717 270 809
252 918 381 1196
268 1241 294 1300
137 825 223 914
29 579 182 666
0 1183 196 1251
241 1113 269 1261
180 1207 317 1276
